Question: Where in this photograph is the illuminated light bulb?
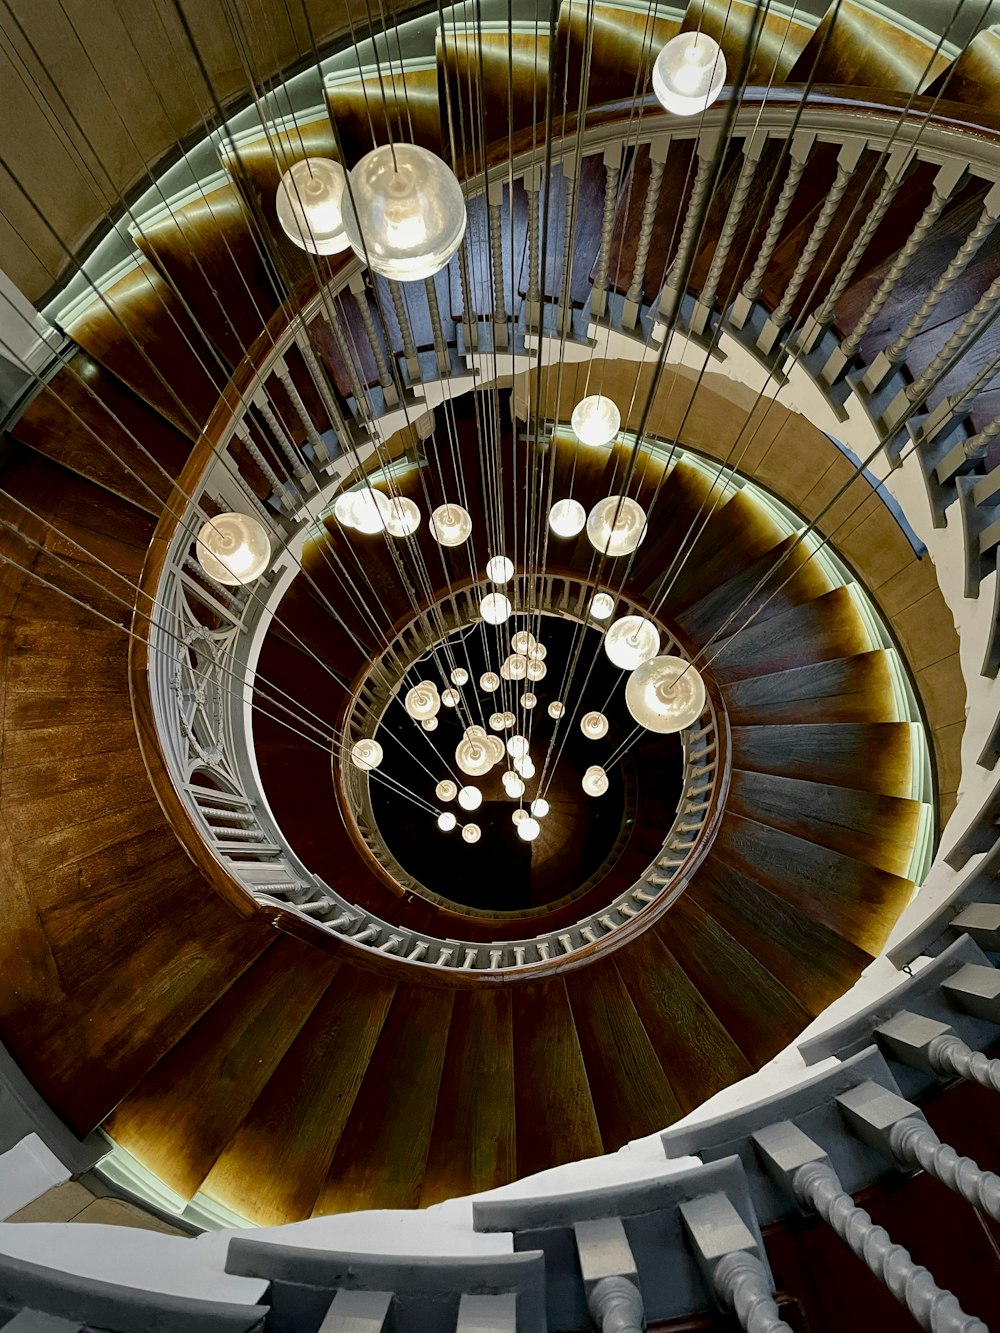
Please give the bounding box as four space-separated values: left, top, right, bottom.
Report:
351 488 393 535
455 736 493 777
334 492 359 528
195 512 271 586
441 687 461 708
526 658 547 682
487 555 514 583
652 32 727 116
521 692 537 710
464 724 487 741
486 735 505 764
341 143 467 280
275 157 350 254
571 394 621 446
350 738 383 771
604 615 661 670
451 667 469 686
503 772 526 798
580 711 609 740
489 712 507 731
590 592 615 621
405 681 440 720
549 497 586 538
384 496 421 537
528 643 547 661
436 780 457 802
512 807 529 825
458 785 483 811
462 822 482 844
502 654 528 681
530 797 549 818
517 816 541 842
422 717 438 731
437 811 457 832
548 700 565 719
503 711 517 727
480 592 512 625
516 757 536 780
506 734 529 759
587 496 648 556
626 654 707 733
582 765 610 797
511 630 537 655
430 503 473 547
480 672 500 692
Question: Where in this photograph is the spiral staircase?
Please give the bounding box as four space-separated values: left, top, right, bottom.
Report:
2 0 1000 1329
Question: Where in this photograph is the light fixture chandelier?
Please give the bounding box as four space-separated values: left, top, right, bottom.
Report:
625 655 707 733
604 615 661 670
652 32 727 116
455 736 494 777
430 503 473 547
571 394 621 446
461 823 481 844
340 143 467 280
580 711 609 740
275 157 350 254
384 496 422 537
458 785 482 811
405 681 441 721
350 738 383 771
582 765 610 797
480 672 500 692
435 780 457 802
517 816 541 842
480 592 512 625
196 512 271 586
549 497 586 538
486 555 514 583
437 811 457 832
548 700 565 719
587 496 647 556
441 688 461 708
590 592 615 621
450 667 469 685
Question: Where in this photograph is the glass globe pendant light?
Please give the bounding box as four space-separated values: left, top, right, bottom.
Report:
480 592 512 625
458 785 483 811
351 488 392 535
384 496 421 537
521 692 537 710
626 655 707 733
511 807 529 825
652 32 727 117
590 592 615 621
464 724 487 741
480 672 500 693
430 503 473 547
422 717 439 731
517 816 541 842
451 667 469 686
334 492 360 529
455 736 493 777
340 143 467 281
462 823 482 844
580 711 609 740
486 555 514 583
587 496 647 556
530 797 549 818
485 735 505 765
547 700 565 719
405 681 440 721
437 811 457 832
571 394 621 446
582 765 610 797
526 658 547 682
604 615 661 670
506 734 529 759
275 158 350 254
489 711 507 731
511 629 537 655
549 497 586 538
501 654 528 681
435 780 457 802
503 771 525 798
350 738 383 771
441 687 461 708
196 512 271 586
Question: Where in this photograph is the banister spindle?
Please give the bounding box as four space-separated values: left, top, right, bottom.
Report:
755 1121 988 1331
273 358 329 464
387 279 420 380
681 1192 793 1333
935 414 1000 485
837 1081 1000 1223
862 180 1000 393
877 1011 1000 1095
424 276 451 376
253 390 309 482
658 129 719 332
591 144 623 319
296 330 352 450
920 344 1000 447
797 144 912 354
487 179 509 348
233 418 295 510
730 130 814 330
457 241 479 352
896 270 1000 416
757 139 865 356
557 158 577 334
574 1218 644 1333
822 159 965 385
525 163 542 330
321 305 372 420
691 129 766 336
623 135 668 329
348 273 399 407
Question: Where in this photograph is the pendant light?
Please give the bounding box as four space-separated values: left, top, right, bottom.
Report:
430 503 473 547
652 32 727 117
435 780 457 802
590 592 615 621
405 681 441 721
549 498 586 538
580 711 609 740
480 593 512 625
604 615 661 670
462 823 482 844
571 394 621 446
350 738 383 771
384 496 421 537
487 555 514 583
275 158 350 254
625 655 707 733
196 512 271 586
586 496 647 556
582 765 610 797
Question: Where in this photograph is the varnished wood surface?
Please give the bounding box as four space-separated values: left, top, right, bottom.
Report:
788 0 949 92
682 0 813 85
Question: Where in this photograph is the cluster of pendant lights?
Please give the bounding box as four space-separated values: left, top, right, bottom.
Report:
203 29 725 844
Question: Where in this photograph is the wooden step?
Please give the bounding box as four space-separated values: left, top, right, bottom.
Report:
104 937 339 1199
688 854 871 1016
712 810 913 955
728 719 912 795
437 28 548 171
556 1 681 110
709 586 872 681
924 27 1000 113
787 0 948 91
326 66 442 169
682 0 814 84
721 651 897 724
199 963 396 1225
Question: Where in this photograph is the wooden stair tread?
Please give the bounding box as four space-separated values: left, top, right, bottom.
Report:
721 651 897 724
787 0 948 91
710 586 873 680
729 718 912 795
682 0 814 84
712 810 913 955
200 963 396 1225
925 27 1000 112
